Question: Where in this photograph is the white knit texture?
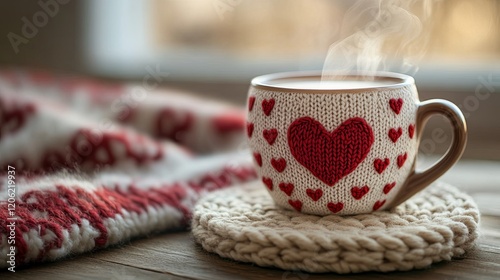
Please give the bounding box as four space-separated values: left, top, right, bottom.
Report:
192 181 479 274
247 85 419 215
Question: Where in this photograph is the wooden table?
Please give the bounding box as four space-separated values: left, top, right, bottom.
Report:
3 159 500 280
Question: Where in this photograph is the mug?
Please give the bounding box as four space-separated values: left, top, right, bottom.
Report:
246 71 466 215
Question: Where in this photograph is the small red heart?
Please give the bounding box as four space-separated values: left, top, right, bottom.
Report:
388 127 403 143
374 158 390 174
383 182 396 194
306 188 323 201
408 124 415 139
271 158 286 172
373 200 386 211
262 177 273 190
248 96 255 111
263 129 278 145
389 98 403 114
288 199 302 212
262 99 275 116
397 153 408 168
279 183 294 196
253 152 262 167
351 186 370 200
327 202 344 213
246 123 254 138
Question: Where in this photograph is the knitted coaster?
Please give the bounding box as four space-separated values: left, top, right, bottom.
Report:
192 181 480 274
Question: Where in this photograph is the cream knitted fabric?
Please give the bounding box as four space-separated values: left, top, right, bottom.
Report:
0 69 258 269
246 85 419 215
192 181 479 274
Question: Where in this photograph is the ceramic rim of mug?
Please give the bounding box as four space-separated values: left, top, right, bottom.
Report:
251 71 415 94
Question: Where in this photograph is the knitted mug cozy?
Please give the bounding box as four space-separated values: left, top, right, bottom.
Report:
246 72 466 216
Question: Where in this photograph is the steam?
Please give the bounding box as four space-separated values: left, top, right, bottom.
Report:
322 0 436 80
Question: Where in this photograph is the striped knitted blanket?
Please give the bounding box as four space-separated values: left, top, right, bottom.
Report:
0 69 257 269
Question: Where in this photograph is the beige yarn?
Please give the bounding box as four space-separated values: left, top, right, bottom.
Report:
192 181 479 274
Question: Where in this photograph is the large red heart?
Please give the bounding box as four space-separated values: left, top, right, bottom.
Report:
288 117 374 186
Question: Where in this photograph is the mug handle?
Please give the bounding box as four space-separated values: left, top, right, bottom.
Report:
388 99 467 208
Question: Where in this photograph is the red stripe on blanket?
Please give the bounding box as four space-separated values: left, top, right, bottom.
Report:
0 165 257 266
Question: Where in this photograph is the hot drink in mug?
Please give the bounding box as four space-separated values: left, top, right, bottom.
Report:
246 72 466 216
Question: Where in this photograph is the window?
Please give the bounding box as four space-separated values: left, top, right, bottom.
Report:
84 0 500 87
83 0 500 160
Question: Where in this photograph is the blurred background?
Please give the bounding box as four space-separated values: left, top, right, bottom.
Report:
0 0 499 160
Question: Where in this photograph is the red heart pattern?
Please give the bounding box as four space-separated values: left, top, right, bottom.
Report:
408 124 415 139
246 123 254 138
251 96 414 214
327 202 344 213
262 177 273 190
374 158 390 174
351 186 370 200
288 199 302 212
389 98 403 114
263 129 278 145
388 127 402 143
306 188 323 201
397 153 407 168
373 200 386 211
279 183 294 196
271 158 286 173
288 117 374 186
262 99 275 116
253 152 262 167
383 182 396 194
248 96 255 111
